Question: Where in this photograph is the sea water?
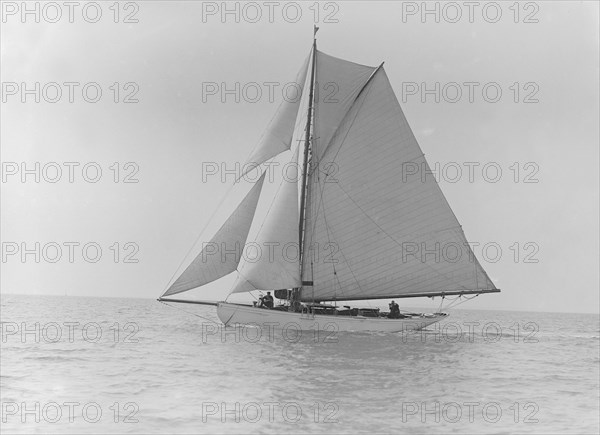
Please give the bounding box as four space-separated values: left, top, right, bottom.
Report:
1 294 598 434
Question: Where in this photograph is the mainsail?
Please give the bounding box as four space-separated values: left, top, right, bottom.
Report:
300 63 496 302
163 173 266 296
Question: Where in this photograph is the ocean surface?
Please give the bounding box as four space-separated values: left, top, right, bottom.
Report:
1 294 598 434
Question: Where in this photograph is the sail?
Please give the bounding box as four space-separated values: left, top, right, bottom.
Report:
163 173 266 297
230 146 302 293
312 51 377 160
300 68 496 302
239 52 311 178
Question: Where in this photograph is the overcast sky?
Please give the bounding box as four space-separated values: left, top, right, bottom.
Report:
1 1 598 313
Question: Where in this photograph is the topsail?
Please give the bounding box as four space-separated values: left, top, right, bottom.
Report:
311 51 377 160
238 53 311 178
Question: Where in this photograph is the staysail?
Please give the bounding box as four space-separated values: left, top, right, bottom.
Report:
300 65 497 302
162 173 266 297
231 146 302 293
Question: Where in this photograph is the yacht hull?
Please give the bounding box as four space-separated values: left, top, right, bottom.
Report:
216 302 446 333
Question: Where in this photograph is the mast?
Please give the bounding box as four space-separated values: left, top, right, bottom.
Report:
298 27 318 271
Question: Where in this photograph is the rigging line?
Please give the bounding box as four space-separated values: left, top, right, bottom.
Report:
303 164 352 305
222 310 237 327
445 294 479 310
320 186 361 302
333 181 472 292
440 295 462 303
438 295 445 312
442 294 477 310
159 300 220 325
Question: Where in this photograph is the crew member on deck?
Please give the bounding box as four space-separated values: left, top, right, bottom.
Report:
388 300 400 319
261 291 274 309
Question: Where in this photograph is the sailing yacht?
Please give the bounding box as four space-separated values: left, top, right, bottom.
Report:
159 30 500 332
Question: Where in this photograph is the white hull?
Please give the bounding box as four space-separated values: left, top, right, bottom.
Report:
216 302 446 333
